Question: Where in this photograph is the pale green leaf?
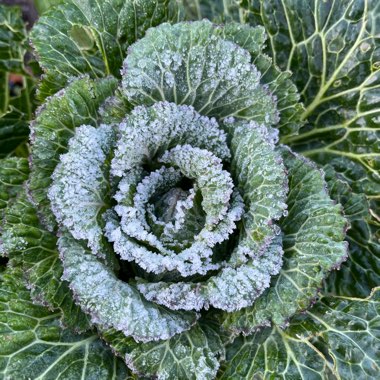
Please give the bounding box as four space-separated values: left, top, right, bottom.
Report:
28 76 118 230
122 20 278 124
59 231 199 342
102 318 225 380
222 147 347 334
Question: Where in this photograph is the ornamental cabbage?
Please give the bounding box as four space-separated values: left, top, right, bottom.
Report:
0 1 379 379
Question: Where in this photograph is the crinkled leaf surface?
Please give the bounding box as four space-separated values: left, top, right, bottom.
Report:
102 318 225 380
0 191 91 332
219 287 380 379
29 76 118 230
122 20 278 125
0 267 131 380
222 147 347 334
59 232 199 342
30 0 180 98
249 0 380 297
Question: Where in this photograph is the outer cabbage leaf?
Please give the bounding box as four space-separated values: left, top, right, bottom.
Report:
180 0 249 23
0 267 131 380
323 164 380 297
102 318 225 380
0 5 35 157
30 0 180 98
59 232 199 342
219 287 380 379
28 76 118 230
0 191 91 332
222 147 347 334
249 0 380 297
0 157 29 220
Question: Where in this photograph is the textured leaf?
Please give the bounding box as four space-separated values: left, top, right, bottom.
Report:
30 0 180 97
0 267 131 380
122 20 278 125
219 22 305 136
0 191 91 332
222 147 347 334
59 231 199 342
219 287 380 379
48 124 116 260
102 318 225 380
29 76 118 230
251 0 380 297
0 157 29 221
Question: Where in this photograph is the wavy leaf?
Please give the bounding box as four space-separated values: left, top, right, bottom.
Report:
102 318 225 380
222 147 347 334
28 76 118 230
0 157 29 222
59 231 199 342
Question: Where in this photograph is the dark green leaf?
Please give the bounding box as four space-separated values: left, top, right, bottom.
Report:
219 287 380 379
0 191 91 332
250 0 380 297
0 266 131 380
30 0 180 98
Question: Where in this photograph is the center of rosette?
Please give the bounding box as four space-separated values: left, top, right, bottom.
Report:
104 102 244 278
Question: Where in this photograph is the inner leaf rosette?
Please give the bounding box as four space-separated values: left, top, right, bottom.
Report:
33 20 348 348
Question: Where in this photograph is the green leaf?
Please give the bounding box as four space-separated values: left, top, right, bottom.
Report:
30 0 180 97
34 0 63 15
222 147 347 334
0 266 131 380
219 287 380 379
0 5 35 157
0 5 27 73
59 231 199 342
0 191 91 332
179 0 248 23
102 318 225 380
219 22 305 136
323 164 380 297
29 76 118 231
122 20 278 125
0 157 29 221
251 0 380 297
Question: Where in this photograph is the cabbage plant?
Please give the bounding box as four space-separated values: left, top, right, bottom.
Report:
0 0 379 379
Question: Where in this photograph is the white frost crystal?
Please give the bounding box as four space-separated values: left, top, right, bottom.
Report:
49 124 115 257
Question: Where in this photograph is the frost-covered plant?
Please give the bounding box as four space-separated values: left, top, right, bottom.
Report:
0 0 379 379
